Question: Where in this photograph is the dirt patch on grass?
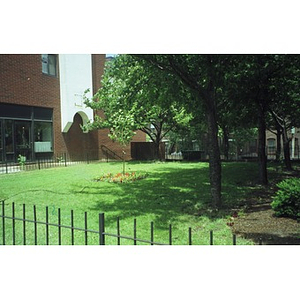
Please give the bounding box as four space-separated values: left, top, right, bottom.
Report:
232 170 300 245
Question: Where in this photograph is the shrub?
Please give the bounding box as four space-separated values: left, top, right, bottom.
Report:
271 178 300 219
17 155 26 169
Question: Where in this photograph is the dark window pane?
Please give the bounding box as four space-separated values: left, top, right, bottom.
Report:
5 120 14 154
0 103 31 119
33 107 53 120
15 121 32 160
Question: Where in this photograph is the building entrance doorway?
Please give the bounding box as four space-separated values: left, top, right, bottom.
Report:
0 120 32 162
0 103 53 163
15 120 32 161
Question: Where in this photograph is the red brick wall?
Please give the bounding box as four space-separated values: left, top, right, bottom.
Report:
62 112 99 160
0 54 60 108
0 54 146 161
0 54 64 158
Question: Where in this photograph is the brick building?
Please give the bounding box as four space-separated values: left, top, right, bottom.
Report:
0 54 145 163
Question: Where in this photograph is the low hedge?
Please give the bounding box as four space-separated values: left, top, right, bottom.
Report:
271 178 300 219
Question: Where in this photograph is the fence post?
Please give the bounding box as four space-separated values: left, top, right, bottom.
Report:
85 212 88 245
58 208 61 245
46 206 49 245
71 210 74 245
99 213 105 245
150 222 154 245
23 204 26 245
169 224 172 245
233 234 236 245
1 201 5 245
64 153 67 167
117 217 120 245
210 230 213 245
33 205 37 245
188 227 192 245
5 161 8 174
133 218 137 245
12 202 15 245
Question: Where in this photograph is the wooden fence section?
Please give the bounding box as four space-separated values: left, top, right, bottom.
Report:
0 201 246 246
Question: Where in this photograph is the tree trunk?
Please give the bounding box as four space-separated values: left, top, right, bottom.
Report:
222 125 230 160
275 124 282 162
282 125 293 171
205 92 222 208
153 128 164 161
257 108 268 185
154 139 163 161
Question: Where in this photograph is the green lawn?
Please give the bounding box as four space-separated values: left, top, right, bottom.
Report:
0 161 264 245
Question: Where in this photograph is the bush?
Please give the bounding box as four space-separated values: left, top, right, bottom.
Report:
271 178 300 219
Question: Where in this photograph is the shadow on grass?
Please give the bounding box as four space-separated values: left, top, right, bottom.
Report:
73 162 261 228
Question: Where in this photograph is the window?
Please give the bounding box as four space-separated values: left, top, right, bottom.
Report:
42 54 57 76
0 103 31 119
34 107 53 121
267 138 276 154
34 122 53 152
0 105 53 161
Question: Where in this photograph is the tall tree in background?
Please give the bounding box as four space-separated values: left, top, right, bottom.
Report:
267 55 300 170
134 55 239 208
236 55 283 185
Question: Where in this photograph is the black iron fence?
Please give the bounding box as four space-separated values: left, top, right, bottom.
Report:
0 201 245 245
0 151 99 175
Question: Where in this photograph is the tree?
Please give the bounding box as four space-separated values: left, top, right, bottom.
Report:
82 93 136 174
267 55 300 170
233 55 285 184
134 55 241 208
231 54 300 179
83 55 193 160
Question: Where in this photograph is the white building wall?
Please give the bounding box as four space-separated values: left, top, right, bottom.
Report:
58 54 94 132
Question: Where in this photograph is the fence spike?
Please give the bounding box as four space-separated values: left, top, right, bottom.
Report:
71 210 74 245
85 212 88 245
12 202 15 245
134 218 137 245
33 205 37 245
188 227 192 245
99 213 105 245
117 217 120 245
46 206 49 245
23 204 26 245
210 230 213 245
150 222 154 245
58 208 61 245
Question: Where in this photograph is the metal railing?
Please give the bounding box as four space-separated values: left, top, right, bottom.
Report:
0 152 99 175
101 145 123 162
0 201 242 245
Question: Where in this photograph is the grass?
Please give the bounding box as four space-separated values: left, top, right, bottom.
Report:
0 161 269 245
